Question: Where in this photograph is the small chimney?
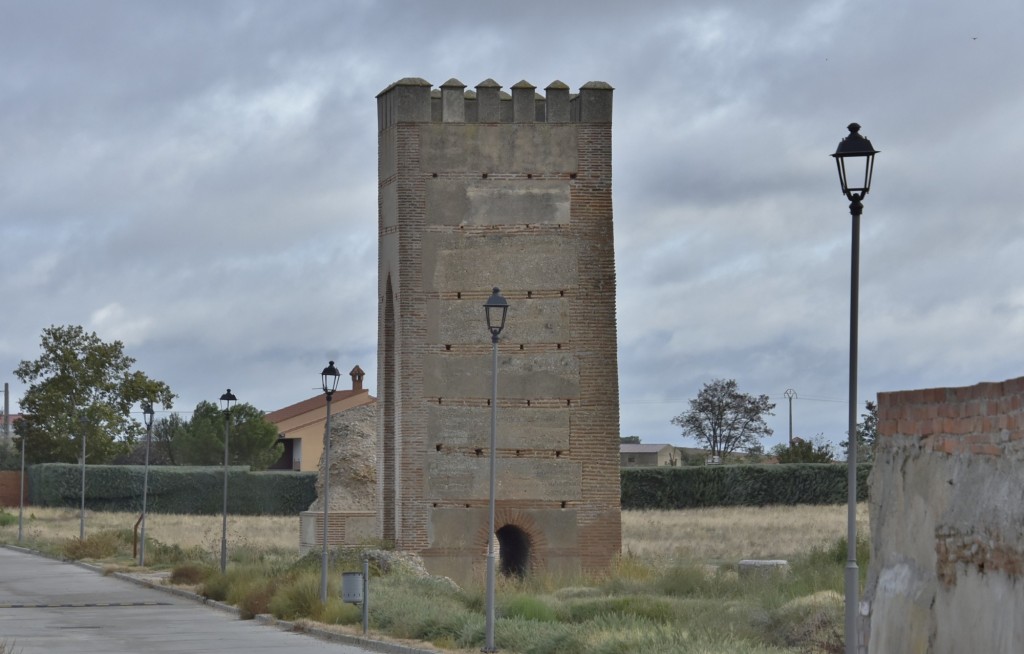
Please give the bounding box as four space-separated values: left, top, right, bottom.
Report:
350 365 365 392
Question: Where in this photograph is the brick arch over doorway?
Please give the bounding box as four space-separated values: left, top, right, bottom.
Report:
475 508 551 576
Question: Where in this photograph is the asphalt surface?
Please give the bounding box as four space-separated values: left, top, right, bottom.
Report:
0 547 429 654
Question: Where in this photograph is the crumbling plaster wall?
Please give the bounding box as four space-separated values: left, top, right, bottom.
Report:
866 377 1024 653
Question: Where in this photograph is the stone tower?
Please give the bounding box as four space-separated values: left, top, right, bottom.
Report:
376 77 620 581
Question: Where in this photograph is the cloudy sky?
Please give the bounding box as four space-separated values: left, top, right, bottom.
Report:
2 1 1022 452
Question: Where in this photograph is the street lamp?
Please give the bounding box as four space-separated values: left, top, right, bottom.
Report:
139 402 155 566
219 389 237 573
483 287 508 653
319 360 341 604
832 122 878 654
18 419 25 544
79 412 87 540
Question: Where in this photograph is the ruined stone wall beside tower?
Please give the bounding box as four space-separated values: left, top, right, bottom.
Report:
376 78 621 581
865 377 1024 653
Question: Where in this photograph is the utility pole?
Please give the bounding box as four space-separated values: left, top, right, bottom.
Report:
784 389 797 446
2 383 9 440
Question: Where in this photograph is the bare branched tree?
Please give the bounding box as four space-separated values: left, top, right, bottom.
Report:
671 379 775 460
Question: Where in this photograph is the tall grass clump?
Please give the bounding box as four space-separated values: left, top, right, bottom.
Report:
563 595 679 624
267 571 324 621
199 570 231 602
169 562 214 586
61 529 130 560
0 510 16 527
317 597 362 625
144 538 209 567
651 563 741 599
501 594 561 622
490 618 585 654
223 564 286 618
371 576 474 644
581 614 789 654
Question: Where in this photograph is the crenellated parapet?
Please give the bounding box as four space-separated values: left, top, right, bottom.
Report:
377 78 613 129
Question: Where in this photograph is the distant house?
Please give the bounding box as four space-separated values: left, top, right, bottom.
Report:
265 365 375 472
620 443 681 467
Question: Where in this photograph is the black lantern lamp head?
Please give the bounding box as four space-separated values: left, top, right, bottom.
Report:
832 123 878 205
219 389 237 416
321 360 341 400
483 287 509 342
141 401 155 430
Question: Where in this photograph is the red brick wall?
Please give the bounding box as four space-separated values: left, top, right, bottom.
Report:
877 377 1024 457
571 121 622 570
376 79 621 576
0 471 28 507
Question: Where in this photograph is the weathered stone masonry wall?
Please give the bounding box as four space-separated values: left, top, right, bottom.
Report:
866 377 1024 653
376 78 621 582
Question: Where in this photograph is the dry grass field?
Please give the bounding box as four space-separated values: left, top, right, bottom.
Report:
0 504 871 653
1 504 869 565
2 507 299 557
622 504 870 563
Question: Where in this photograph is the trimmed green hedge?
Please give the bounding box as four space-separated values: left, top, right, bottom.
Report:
27 464 316 515
24 463 866 515
621 463 870 509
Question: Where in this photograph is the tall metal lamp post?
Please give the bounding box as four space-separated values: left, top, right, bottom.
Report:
319 360 341 604
79 412 87 540
483 287 508 653
139 402 155 566
832 122 878 654
219 389 237 573
18 417 25 544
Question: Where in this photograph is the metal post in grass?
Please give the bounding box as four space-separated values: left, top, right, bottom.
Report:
831 123 878 654
139 402 155 566
482 287 508 653
319 361 341 604
18 419 25 544
219 389 237 574
362 554 370 635
79 412 87 541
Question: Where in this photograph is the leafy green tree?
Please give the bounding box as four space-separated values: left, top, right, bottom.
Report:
771 436 836 463
153 412 189 465
671 378 775 460
840 400 877 463
112 412 185 465
619 435 641 444
13 325 175 463
744 443 766 463
0 437 19 471
173 401 282 470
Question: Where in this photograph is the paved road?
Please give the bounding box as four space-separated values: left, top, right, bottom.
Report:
0 547 400 654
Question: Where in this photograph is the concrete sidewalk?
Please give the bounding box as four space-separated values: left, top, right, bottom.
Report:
0 547 434 654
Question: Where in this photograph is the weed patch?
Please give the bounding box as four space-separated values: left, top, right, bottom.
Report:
501 594 560 622
61 530 128 560
169 562 212 585
267 571 322 621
